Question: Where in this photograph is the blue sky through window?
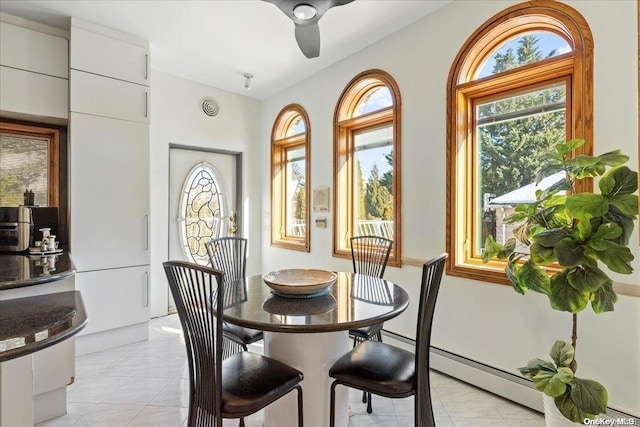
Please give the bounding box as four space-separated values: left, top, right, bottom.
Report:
477 32 571 78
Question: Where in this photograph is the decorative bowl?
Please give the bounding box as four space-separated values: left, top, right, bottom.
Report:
262 269 337 297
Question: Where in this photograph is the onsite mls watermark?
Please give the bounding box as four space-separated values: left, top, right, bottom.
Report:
583 418 637 426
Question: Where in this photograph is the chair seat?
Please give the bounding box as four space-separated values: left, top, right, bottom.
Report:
348 322 383 339
329 340 415 397
223 322 263 344
222 351 303 416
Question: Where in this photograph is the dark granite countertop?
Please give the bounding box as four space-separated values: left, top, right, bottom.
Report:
0 290 87 362
222 272 409 333
0 252 76 290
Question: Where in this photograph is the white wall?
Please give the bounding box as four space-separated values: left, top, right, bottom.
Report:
260 0 639 414
149 71 262 317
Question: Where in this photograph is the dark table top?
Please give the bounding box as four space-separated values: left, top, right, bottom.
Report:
0 252 75 290
222 272 409 333
0 290 87 362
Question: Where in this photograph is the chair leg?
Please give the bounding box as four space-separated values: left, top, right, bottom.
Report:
329 381 338 427
239 418 245 427
366 393 372 414
296 385 304 427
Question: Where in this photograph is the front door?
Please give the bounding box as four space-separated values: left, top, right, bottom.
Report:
168 146 240 308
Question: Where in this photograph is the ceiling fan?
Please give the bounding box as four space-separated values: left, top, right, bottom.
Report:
264 0 355 58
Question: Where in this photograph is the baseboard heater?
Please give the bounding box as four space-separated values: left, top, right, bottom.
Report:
381 329 636 420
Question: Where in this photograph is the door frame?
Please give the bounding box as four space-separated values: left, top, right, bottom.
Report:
167 143 244 262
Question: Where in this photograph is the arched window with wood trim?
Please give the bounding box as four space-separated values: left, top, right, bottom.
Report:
271 104 310 252
446 1 594 284
333 69 402 265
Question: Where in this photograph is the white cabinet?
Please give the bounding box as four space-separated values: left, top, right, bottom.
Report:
70 113 149 271
0 21 68 78
0 66 68 120
0 21 69 121
71 26 149 86
75 267 149 335
70 70 149 123
69 20 150 351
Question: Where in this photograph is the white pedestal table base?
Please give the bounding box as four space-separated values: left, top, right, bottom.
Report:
264 330 349 427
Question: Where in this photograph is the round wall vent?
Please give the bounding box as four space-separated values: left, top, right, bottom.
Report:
201 98 220 117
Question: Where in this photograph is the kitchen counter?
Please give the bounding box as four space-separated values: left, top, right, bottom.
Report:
0 252 80 426
0 251 75 290
0 290 87 362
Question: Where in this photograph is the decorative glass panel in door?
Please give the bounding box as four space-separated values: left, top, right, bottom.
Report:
178 161 228 265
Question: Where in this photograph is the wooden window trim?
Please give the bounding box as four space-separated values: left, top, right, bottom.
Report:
333 69 402 266
446 0 594 285
270 104 310 252
0 121 60 208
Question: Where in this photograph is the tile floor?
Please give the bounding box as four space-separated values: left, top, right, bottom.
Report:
37 314 544 427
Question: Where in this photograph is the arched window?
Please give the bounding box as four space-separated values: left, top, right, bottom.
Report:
271 104 310 252
334 70 402 265
446 1 593 283
179 162 226 265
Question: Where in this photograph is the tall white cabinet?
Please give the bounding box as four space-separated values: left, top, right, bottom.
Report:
69 18 150 355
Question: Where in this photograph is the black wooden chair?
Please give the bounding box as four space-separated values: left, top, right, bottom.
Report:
163 261 304 427
329 253 448 427
348 234 393 412
205 237 263 358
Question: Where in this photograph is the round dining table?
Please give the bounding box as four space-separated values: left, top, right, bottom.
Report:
222 271 410 427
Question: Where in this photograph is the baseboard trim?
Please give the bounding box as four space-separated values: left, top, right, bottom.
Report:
381 329 638 419
75 322 149 356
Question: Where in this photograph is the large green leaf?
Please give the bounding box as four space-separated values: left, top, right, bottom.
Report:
533 370 567 397
549 271 589 313
570 378 608 415
556 367 574 383
519 358 557 378
557 139 585 156
605 166 638 196
591 281 618 313
591 223 622 241
517 259 551 295
554 238 584 267
530 243 556 264
610 194 639 216
568 155 599 168
532 228 572 248
598 176 615 195
565 193 609 219
576 218 592 241
597 149 629 167
505 259 526 294
549 340 574 368
567 265 610 293
482 235 500 263
600 206 636 246
596 244 635 274
539 178 572 201
498 238 516 259
555 392 593 423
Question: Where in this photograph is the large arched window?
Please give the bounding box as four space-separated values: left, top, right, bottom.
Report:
271 104 310 252
446 1 593 284
334 70 402 265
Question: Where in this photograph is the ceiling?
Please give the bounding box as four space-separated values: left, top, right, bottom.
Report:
0 0 450 99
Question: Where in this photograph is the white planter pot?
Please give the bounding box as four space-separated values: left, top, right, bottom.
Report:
543 394 578 426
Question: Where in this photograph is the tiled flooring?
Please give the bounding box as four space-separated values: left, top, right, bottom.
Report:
37 314 544 427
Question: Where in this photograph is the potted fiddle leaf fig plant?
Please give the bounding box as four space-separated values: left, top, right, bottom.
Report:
482 139 638 424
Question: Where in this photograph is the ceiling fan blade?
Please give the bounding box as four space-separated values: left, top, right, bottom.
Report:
295 23 321 58
264 0 354 58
